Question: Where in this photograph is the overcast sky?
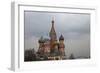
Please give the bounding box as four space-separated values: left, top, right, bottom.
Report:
24 11 90 58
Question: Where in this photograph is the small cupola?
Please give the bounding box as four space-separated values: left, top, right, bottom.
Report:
59 34 64 40
38 36 45 43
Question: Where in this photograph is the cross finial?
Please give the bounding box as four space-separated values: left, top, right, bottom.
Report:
52 17 54 23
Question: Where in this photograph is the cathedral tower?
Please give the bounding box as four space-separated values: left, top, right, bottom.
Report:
49 18 57 50
49 17 57 41
59 34 65 56
38 36 45 54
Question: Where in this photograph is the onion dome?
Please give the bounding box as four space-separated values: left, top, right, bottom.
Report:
38 36 45 43
59 34 64 40
44 38 50 42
